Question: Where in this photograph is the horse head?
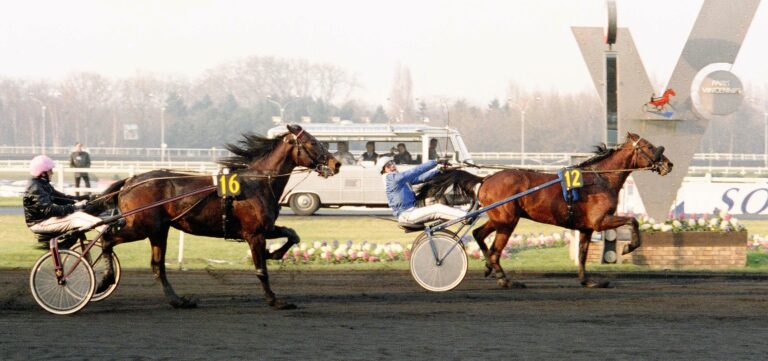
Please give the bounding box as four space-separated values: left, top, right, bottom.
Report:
626 132 673 176
285 124 340 178
664 88 676 97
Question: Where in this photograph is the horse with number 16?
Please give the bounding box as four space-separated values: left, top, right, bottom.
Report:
94 124 340 309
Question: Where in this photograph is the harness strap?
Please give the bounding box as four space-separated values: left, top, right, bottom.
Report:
557 168 579 228
221 196 235 240
170 193 211 222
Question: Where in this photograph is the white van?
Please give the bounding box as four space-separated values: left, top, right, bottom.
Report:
267 123 484 215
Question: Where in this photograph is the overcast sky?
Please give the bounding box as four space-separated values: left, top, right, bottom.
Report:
0 0 765 105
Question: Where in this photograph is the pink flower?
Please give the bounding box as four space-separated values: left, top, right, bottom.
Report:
368 256 379 262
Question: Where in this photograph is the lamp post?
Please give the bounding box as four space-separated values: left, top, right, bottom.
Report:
386 97 405 126
160 106 166 162
266 96 296 124
147 92 167 162
763 111 767 168
509 97 541 165
29 96 47 155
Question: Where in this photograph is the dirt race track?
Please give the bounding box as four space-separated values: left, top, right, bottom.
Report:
1 268 768 360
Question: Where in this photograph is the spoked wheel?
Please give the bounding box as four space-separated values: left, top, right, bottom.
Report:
410 231 468 292
69 241 121 302
30 250 95 315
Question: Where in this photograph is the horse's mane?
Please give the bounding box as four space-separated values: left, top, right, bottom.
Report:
575 143 617 168
218 132 286 170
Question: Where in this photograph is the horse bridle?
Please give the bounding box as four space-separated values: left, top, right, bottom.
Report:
285 130 334 176
630 136 665 172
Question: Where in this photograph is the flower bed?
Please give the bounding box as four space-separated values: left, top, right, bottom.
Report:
749 234 768 253
269 232 571 264
638 213 746 233
582 213 753 266
630 213 749 269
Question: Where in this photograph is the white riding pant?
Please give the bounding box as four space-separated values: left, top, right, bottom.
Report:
397 204 467 224
30 211 107 235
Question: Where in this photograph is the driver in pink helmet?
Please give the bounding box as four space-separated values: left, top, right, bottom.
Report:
23 155 106 237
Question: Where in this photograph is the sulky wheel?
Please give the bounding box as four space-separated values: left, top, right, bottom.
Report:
409 232 467 292
30 250 95 315
68 240 121 302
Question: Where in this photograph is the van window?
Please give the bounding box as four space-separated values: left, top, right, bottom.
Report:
387 141 421 164
428 137 457 161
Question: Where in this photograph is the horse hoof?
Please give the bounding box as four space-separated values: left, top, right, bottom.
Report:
96 274 116 294
510 281 527 289
496 279 510 288
270 300 297 310
171 296 198 309
484 265 493 278
581 280 611 289
622 244 638 255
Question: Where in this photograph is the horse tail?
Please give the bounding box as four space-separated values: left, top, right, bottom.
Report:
416 169 484 204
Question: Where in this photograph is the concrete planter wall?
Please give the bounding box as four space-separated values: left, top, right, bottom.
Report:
629 231 748 269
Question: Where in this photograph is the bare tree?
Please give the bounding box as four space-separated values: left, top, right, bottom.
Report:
58 72 111 146
388 63 415 122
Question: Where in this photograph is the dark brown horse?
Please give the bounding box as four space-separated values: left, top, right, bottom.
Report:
95 124 340 309
417 132 673 288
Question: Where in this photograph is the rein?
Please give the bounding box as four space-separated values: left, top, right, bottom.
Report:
461 135 662 175
460 162 654 174
90 168 313 203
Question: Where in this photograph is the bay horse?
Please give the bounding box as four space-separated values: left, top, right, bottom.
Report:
416 132 673 288
94 124 340 309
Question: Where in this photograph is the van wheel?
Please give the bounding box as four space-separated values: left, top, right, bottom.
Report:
289 193 320 216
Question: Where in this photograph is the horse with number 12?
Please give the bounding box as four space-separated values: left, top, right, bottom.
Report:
416 132 673 288
95 124 340 309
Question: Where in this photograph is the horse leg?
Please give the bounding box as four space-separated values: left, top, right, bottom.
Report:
472 221 496 277
247 233 296 310
623 217 642 255
95 235 118 294
265 226 300 260
578 229 610 288
595 215 642 255
150 228 197 308
488 223 524 288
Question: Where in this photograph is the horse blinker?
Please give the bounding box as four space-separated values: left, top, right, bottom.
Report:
652 146 665 161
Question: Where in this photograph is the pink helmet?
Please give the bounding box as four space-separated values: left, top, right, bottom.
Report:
29 155 56 176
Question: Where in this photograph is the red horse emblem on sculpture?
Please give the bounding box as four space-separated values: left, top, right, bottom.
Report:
644 88 676 112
